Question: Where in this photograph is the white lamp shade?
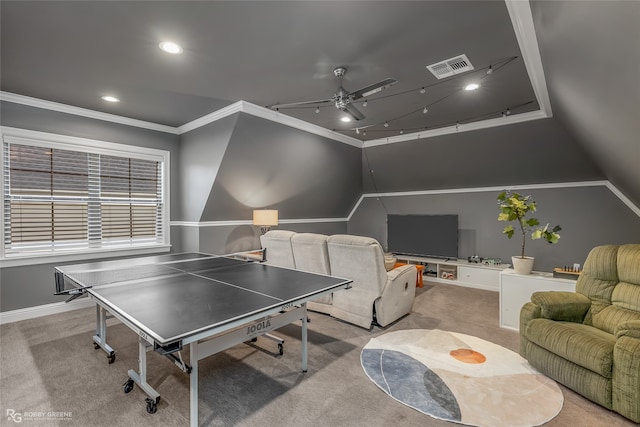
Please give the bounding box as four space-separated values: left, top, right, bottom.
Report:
253 209 278 226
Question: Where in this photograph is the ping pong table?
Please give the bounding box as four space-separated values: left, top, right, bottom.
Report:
54 252 351 426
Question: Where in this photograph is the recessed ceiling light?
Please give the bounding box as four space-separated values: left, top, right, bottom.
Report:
341 116 352 122
159 41 183 54
464 83 480 91
101 95 120 103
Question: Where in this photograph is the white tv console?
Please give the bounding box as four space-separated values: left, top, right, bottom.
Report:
392 254 510 292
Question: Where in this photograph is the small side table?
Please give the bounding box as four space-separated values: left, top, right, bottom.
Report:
499 269 576 330
394 262 424 288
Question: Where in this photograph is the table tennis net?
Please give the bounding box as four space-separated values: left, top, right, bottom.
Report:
55 255 249 293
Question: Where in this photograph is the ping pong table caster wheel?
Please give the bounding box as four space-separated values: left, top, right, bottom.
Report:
145 398 158 414
94 343 100 349
123 379 134 394
278 343 284 356
107 352 116 364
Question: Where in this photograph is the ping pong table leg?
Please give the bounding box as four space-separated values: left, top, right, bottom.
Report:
190 342 199 427
301 304 308 373
93 305 115 363
126 337 161 414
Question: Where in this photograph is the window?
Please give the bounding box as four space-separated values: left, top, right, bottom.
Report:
1 128 169 261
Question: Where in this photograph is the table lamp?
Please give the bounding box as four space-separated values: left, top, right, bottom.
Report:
253 209 278 234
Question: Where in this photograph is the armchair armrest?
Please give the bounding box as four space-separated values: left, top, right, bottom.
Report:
613 319 640 422
376 264 416 327
519 291 591 358
386 264 416 281
530 291 592 323
615 320 640 340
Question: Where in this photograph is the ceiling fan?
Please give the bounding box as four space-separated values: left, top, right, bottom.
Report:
270 67 397 121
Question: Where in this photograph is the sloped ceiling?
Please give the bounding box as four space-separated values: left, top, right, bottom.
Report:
529 0 640 205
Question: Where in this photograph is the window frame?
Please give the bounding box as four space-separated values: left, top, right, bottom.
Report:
0 126 170 267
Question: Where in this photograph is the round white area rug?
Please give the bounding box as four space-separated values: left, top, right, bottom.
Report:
361 329 563 427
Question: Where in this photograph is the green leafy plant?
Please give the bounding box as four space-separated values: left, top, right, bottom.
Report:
497 191 562 259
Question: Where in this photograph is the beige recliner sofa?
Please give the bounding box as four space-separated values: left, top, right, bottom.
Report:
259 230 296 268
290 233 333 315
259 230 417 329
327 234 417 329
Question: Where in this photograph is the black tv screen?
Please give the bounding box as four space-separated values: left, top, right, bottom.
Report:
387 214 458 259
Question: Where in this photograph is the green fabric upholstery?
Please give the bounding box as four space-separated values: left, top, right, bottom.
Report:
616 319 640 340
520 244 640 423
519 301 540 356
523 340 613 409
525 319 615 377
618 244 640 285
593 305 640 335
530 291 591 322
613 335 640 422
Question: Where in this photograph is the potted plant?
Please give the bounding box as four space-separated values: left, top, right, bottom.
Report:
497 191 561 274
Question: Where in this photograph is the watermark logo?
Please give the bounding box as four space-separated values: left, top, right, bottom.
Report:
6 409 21 423
6 409 72 423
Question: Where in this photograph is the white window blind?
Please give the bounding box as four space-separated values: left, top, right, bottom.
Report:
2 134 167 257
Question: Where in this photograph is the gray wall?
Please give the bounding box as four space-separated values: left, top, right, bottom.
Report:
176 112 362 253
2 100 639 313
0 102 182 218
0 102 181 312
1 105 361 312
192 221 348 256
531 0 640 207
178 114 239 222
348 185 640 272
362 118 604 193
202 113 362 220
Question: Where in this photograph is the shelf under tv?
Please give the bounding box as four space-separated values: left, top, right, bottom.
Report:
392 254 511 292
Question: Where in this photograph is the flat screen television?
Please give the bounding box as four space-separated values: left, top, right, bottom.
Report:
387 214 458 260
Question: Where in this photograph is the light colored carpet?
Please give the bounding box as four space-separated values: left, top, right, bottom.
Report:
0 281 636 426
361 329 563 427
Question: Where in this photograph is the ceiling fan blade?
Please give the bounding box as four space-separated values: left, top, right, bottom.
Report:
343 103 366 121
268 98 333 109
350 78 397 100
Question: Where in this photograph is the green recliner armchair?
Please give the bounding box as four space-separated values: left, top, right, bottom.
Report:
520 244 640 423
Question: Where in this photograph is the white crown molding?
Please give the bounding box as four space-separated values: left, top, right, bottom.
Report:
1 87 549 149
1 1 550 151
1 89 363 147
170 217 348 228
239 101 363 148
178 100 362 147
0 2 549 149
362 181 609 199
505 0 553 117
177 101 244 134
349 180 640 220
0 91 179 135
364 110 548 147
364 0 552 148
605 182 640 218
170 181 640 229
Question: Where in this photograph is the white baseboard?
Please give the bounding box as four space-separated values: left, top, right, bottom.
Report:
0 298 94 325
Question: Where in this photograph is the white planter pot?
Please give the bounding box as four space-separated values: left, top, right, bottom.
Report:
512 256 535 275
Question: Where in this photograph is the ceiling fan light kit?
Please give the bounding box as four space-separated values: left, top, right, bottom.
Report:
268 55 522 138
270 66 397 122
